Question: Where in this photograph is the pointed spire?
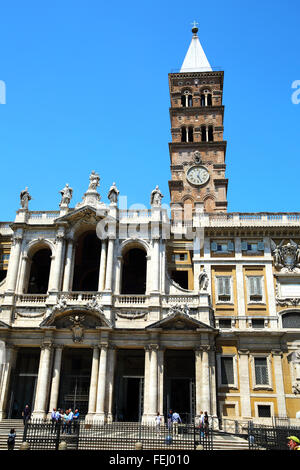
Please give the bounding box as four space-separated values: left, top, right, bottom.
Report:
180 24 212 73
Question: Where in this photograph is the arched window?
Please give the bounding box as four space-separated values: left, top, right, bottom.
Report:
27 248 51 294
282 312 300 328
121 247 147 294
208 125 214 141
200 90 212 107
188 126 194 142
181 127 187 142
200 125 214 142
181 90 193 107
72 231 101 291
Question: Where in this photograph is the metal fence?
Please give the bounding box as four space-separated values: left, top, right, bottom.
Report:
248 422 300 450
23 420 213 451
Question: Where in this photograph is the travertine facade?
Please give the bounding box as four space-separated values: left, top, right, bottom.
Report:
0 28 300 425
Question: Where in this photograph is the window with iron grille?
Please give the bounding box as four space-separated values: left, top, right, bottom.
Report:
254 357 269 385
282 313 300 328
252 319 265 329
221 357 234 385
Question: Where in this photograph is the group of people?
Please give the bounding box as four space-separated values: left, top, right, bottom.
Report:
198 410 209 437
154 410 182 436
50 408 80 434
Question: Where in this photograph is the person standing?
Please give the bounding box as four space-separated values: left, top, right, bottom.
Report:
204 411 209 437
155 412 162 434
51 408 57 432
22 404 31 426
198 410 204 437
167 410 173 432
7 428 16 451
73 409 80 434
172 411 182 436
67 408 74 434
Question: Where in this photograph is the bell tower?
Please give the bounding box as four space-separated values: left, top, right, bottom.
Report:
168 26 228 215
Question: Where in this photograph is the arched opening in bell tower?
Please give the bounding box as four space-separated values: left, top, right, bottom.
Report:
27 248 52 294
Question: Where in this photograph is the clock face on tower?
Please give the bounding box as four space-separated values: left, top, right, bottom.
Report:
186 165 209 186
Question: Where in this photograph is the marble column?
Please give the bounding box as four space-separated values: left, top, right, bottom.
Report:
158 348 164 418
194 347 202 420
106 347 117 423
17 254 29 294
98 240 107 291
272 350 287 417
209 347 218 419
114 256 122 295
87 346 100 419
62 239 74 292
48 346 63 415
152 239 160 292
201 346 211 414
5 233 23 293
104 238 114 291
148 344 159 419
0 345 17 420
49 231 65 292
95 343 108 421
143 347 151 419
239 350 252 418
33 342 53 419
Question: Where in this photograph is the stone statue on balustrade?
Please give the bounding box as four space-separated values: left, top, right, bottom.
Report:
20 187 32 210
88 170 100 191
150 185 164 207
107 182 119 205
59 183 73 208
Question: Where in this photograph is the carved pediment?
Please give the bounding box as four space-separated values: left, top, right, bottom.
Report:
146 312 214 331
56 205 108 225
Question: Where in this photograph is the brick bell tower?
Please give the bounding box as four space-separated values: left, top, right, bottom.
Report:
168 25 228 216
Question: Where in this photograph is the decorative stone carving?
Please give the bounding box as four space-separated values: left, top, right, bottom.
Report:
107 182 119 205
168 303 190 316
59 183 73 208
87 295 104 314
150 185 164 207
116 311 147 320
20 187 32 209
198 268 209 291
275 284 300 306
292 381 300 394
194 151 202 163
69 314 85 343
52 294 68 312
271 239 300 272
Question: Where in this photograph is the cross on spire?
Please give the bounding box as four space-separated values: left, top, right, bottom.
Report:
191 20 199 29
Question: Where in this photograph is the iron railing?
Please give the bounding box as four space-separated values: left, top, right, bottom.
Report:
248 421 300 450
23 419 214 450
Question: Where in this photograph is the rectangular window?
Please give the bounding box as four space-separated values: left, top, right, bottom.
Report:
257 405 271 418
249 276 263 302
241 241 264 252
211 241 234 253
221 357 234 385
254 358 269 385
252 319 265 329
217 276 232 302
219 319 232 329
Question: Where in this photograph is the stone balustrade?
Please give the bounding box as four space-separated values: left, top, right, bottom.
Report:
114 294 148 307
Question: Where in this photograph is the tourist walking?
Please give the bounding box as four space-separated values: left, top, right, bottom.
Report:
155 412 162 433
167 410 173 432
51 408 57 432
204 411 209 436
22 404 31 426
172 411 182 436
198 410 204 437
7 428 16 451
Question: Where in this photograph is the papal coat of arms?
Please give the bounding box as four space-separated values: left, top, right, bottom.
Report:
271 239 300 272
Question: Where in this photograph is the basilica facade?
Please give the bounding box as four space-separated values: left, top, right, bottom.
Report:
0 27 300 426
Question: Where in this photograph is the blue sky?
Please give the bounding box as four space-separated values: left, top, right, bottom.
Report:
0 0 299 221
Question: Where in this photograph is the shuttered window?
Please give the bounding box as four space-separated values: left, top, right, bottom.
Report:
221 357 234 385
254 357 269 385
248 276 263 301
217 276 231 302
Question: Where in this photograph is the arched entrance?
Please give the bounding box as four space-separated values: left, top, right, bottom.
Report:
121 247 147 294
27 248 52 293
72 231 101 291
